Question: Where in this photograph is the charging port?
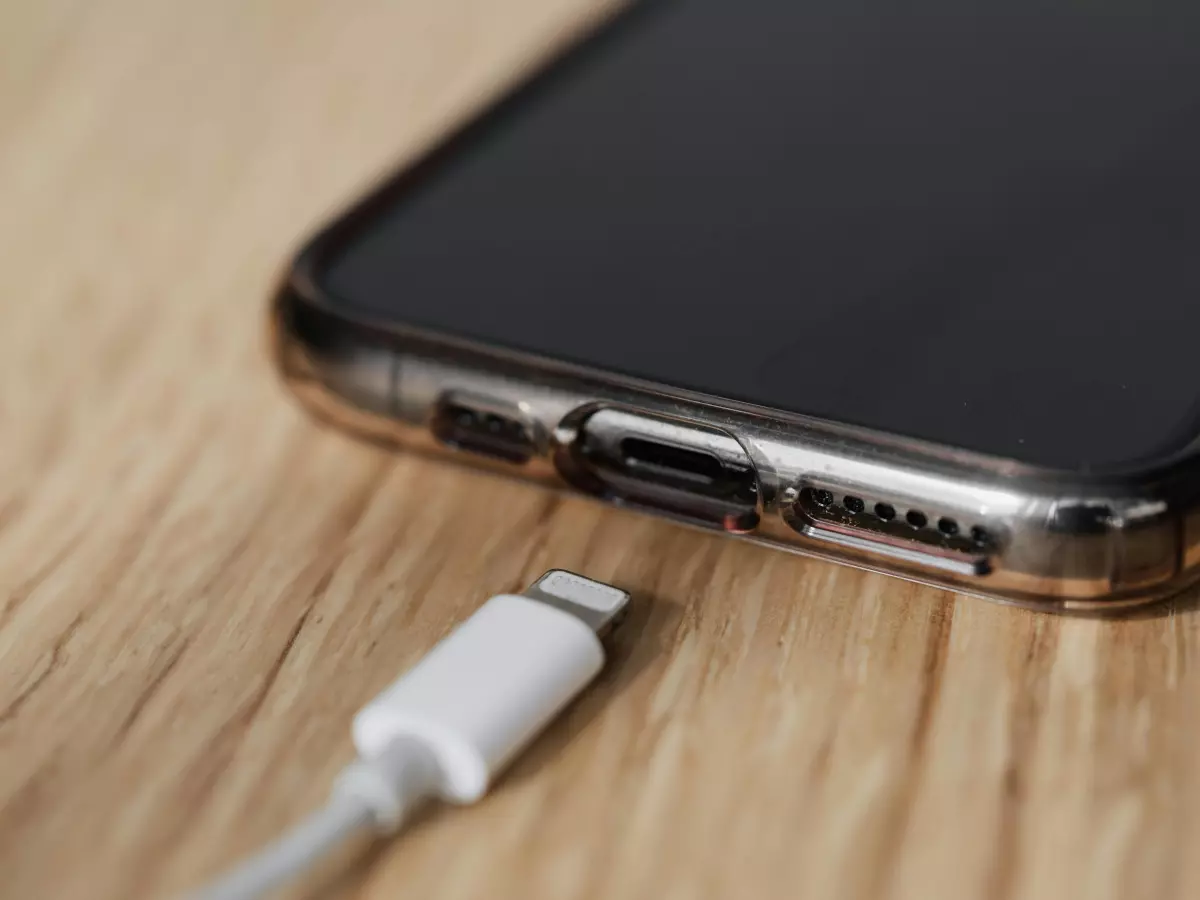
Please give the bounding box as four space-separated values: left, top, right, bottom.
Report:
619 438 726 486
558 408 759 532
431 395 537 464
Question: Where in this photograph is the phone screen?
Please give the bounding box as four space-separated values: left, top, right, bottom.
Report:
317 0 1200 471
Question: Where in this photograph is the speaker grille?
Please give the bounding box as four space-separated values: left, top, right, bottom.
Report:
796 487 995 554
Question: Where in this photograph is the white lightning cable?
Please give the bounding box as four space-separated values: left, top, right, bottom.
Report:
188 570 631 900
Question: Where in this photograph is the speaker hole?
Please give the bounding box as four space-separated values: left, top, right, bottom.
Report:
843 495 865 514
970 525 992 547
906 510 928 529
937 517 959 536
874 502 896 521
812 489 834 508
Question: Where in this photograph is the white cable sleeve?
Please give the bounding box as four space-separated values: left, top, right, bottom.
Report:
189 737 438 900
185 571 630 900
188 796 372 900
352 594 606 802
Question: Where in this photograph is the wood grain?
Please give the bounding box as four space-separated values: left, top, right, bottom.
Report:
1 3 1198 898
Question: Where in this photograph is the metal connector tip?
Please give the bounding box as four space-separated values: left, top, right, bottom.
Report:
522 570 631 637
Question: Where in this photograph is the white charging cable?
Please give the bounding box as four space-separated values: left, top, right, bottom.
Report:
188 570 631 900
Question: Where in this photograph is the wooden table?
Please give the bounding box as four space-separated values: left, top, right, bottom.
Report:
3 2 1198 898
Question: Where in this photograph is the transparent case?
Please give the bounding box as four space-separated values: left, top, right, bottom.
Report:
272 244 1200 613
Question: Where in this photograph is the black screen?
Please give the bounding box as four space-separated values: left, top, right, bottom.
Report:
321 0 1200 471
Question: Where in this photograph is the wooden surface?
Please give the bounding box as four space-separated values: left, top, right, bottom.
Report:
2 2 1199 898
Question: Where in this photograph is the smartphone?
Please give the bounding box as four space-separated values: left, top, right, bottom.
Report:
272 0 1200 611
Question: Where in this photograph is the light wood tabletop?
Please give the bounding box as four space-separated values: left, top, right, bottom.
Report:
2 2 1199 898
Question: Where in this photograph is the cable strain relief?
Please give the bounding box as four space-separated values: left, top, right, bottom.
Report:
332 736 439 832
